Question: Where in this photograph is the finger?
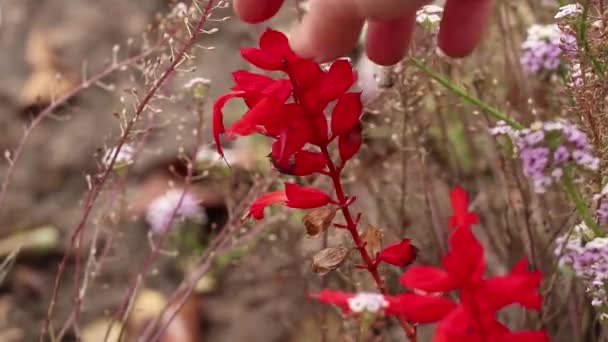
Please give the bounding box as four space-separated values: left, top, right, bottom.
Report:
233 0 284 23
365 13 417 66
438 0 493 58
355 0 429 20
290 0 365 62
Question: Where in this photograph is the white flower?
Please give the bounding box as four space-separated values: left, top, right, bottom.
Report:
145 189 206 234
171 2 189 18
184 77 211 89
586 237 608 250
416 5 443 25
103 144 135 169
555 4 583 19
347 292 388 313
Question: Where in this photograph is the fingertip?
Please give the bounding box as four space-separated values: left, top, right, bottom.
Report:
290 0 364 62
438 0 493 58
365 14 416 66
233 0 284 23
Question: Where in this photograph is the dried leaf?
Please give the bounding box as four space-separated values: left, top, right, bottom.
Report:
361 225 384 256
312 245 350 275
303 207 337 237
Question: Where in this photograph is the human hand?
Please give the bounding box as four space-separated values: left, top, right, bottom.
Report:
233 0 493 66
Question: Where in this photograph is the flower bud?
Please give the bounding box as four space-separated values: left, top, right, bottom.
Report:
303 207 337 237
312 245 349 275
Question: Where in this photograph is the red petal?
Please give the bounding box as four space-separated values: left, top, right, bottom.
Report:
293 150 327 176
259 29 293 57
309 289 353 313
213 91 246 157
432 307 483 342
338 123 363 163
261 79 293 100
331 92 363 137
321 59 356 102
247 191 287 220
228 97 284 137
443 227 485 286
400 266 458 293
290 59 325 89
285 183 332 209
386 293 456 323
232 70 274 92
377 239 418 267
449 186 479 230
240 47 284 70
478 258 542 311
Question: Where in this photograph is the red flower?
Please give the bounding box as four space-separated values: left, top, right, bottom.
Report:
246 183 334 220
320 59 357 103
213 29 361 169
331 92 363 137
310 289 356 314
338 123 363 164
449 186 479 230
285 183 332 209
247 191 287 220
398 187 547 342
240 29 295 71
386 293 458 323
311 289 456 321
377 239 418 267
270 149 327 176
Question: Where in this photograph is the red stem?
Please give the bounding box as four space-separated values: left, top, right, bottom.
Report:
285 56 416 341
320 146 417 341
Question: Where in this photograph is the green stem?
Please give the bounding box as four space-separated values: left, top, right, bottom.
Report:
579 0 605 76
411 58 605 238
410 58 525 130
562 169 603 237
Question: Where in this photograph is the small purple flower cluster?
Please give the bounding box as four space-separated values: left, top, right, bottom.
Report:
520 24 563 73
491 120 599 193
556 222 608 308
145 189 206 234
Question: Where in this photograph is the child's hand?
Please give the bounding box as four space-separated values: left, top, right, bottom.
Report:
233 0 493 65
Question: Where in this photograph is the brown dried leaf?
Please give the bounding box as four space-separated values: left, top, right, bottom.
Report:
19 68 76 107
361 225 384 257
312 245 350 275
303 207 337 237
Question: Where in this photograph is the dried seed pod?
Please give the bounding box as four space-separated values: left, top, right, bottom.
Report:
312 245 350 275
361 224 384 256
303 207 337 237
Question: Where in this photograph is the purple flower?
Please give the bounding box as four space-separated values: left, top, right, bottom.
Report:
555 224 608 308
521 147 550 177
521 24 564 74
145 189 206 234
491 120 598 194
553 146 570 163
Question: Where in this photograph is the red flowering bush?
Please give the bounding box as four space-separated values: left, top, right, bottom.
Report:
213 29 549 342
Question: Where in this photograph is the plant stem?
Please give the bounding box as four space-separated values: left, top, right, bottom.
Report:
410 58 605 239
562 168 603 237
409 58 525 130
320 146 417 342
579 0 605 76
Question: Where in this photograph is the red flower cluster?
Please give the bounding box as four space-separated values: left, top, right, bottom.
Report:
313 187 550 342
213 29 363 219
